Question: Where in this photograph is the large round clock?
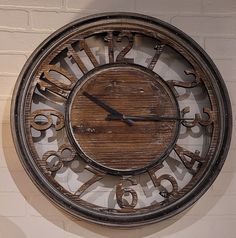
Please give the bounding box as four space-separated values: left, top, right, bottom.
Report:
11 13 232 226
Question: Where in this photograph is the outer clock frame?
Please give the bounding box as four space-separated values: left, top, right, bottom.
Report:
11 12 232 227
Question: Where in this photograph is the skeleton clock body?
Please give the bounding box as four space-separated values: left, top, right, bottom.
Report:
11 13 232 226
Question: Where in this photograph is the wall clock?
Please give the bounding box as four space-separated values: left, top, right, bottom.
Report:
11 13 232 227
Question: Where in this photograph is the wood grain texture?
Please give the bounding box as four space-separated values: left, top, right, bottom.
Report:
69 65 179 172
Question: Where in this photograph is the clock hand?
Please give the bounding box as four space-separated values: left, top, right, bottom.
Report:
83 91 134 126
106 114 196 122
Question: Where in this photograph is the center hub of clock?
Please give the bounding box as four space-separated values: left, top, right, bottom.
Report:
66 64 180 175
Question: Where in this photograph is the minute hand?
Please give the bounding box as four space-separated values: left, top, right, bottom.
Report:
106 114 196 122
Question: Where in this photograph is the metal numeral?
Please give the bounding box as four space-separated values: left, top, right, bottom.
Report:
67 44 88 74
30 109 64 131
148 44 165 70
74 166 105 196
174 144 206 173
116 176 138 209
116 31 134 63
167 69 201 98
148 165 178 198
104 32 115 63
42 144 76 172
181 107 214 128
38 65 76 99
79 39 99 67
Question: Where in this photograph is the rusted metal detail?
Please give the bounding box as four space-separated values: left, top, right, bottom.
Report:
148 43 165 70
181 107 214 128
30 109 65 131
148 164 178 198
116 177 138 209
37 64 76 99
174 144 205 173
67 44 88 74
104 31 115 63
42 144 76 173
11 13 232 227
116 31 134 63
167 69 201 98
79 38 99 67
74 165 105 196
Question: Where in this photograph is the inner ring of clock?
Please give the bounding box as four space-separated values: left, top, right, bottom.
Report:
66 64 180 175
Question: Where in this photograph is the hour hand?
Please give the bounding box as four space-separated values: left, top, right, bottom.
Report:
106 114 196 122
83 91 134 126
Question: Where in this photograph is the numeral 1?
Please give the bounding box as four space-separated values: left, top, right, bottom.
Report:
104 32 114 63
79 39 99 67
67 45 88 74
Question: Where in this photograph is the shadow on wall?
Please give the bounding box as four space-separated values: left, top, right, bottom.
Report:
0 217 26 238
4 124 233 238
3 7 234 238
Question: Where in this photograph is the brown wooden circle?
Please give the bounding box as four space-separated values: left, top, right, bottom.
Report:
66 64 180 174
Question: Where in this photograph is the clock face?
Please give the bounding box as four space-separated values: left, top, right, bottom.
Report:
11 13 232 226
67 64 180 174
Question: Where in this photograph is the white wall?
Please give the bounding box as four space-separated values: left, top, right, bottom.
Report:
0 0 236 237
